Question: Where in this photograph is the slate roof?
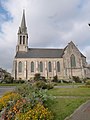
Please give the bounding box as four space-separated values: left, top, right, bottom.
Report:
15 48 64 58
15 46 86 59
21 10 26 29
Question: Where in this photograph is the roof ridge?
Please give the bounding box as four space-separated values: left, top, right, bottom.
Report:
28 48 64 50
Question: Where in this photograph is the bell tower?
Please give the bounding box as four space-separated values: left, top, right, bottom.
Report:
16 10 28 52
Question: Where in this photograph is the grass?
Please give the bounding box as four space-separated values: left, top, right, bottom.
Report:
0 83 22 86
54 82 84 86
46 87 90 120
47 97 88 120
47 87 90 96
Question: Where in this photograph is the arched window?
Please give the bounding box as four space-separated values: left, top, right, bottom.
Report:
18 61 22 73
48 62 52 72
70 54 76 67
20 36 22 44
40 62 43 72
57 61 60 72
31 61 34 72
23 36 25 44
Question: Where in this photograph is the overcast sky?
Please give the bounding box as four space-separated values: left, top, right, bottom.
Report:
0 0 90 72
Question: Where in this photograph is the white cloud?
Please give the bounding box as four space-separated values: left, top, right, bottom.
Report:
0 0 90 72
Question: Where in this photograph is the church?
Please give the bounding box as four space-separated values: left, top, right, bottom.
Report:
12 10 90 81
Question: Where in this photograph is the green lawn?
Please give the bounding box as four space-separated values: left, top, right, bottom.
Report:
47 87 90 96
47 87 90 120
47 97 88 120
0 83 22 86
54 82 84 86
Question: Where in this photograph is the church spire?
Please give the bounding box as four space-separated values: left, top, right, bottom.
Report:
21 9 26 29
16 10 28 52
18 9 27 34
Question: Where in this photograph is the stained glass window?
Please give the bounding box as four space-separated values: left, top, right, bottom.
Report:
70 54 76 67
18 61 22 73
31 61 34 72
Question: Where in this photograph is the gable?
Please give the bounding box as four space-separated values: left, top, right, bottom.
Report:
63 41 86 58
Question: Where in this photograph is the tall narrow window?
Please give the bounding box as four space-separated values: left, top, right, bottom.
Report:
18 61 22 73
70 54 76 67
20 36 22 44
40 62 43 72
48 62 52 72
57 61 60 72
31 61 34 72
23 36 25 44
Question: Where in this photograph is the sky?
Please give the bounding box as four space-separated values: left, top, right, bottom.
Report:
0 0 90 72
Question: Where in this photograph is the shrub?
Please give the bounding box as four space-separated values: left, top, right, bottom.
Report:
52 75 58 82
34 81 47 89
72 76 81 83
2 77 14 83
34 81 53 90
15 84 33 97
15 83 48 105
86 80 90 85
13 80 25 84
34 73 46 82
46 84 54 90
34 73 41 81
40 76 46 82
3 72 14 83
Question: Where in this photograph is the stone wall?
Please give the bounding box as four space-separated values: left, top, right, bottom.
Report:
13 58 64 80
63 41 86 79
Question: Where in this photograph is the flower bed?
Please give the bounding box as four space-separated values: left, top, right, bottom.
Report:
0 92 20 111
16 103 53 120
0 84 54 120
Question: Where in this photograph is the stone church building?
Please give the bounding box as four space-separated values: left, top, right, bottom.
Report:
12 11 90 80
